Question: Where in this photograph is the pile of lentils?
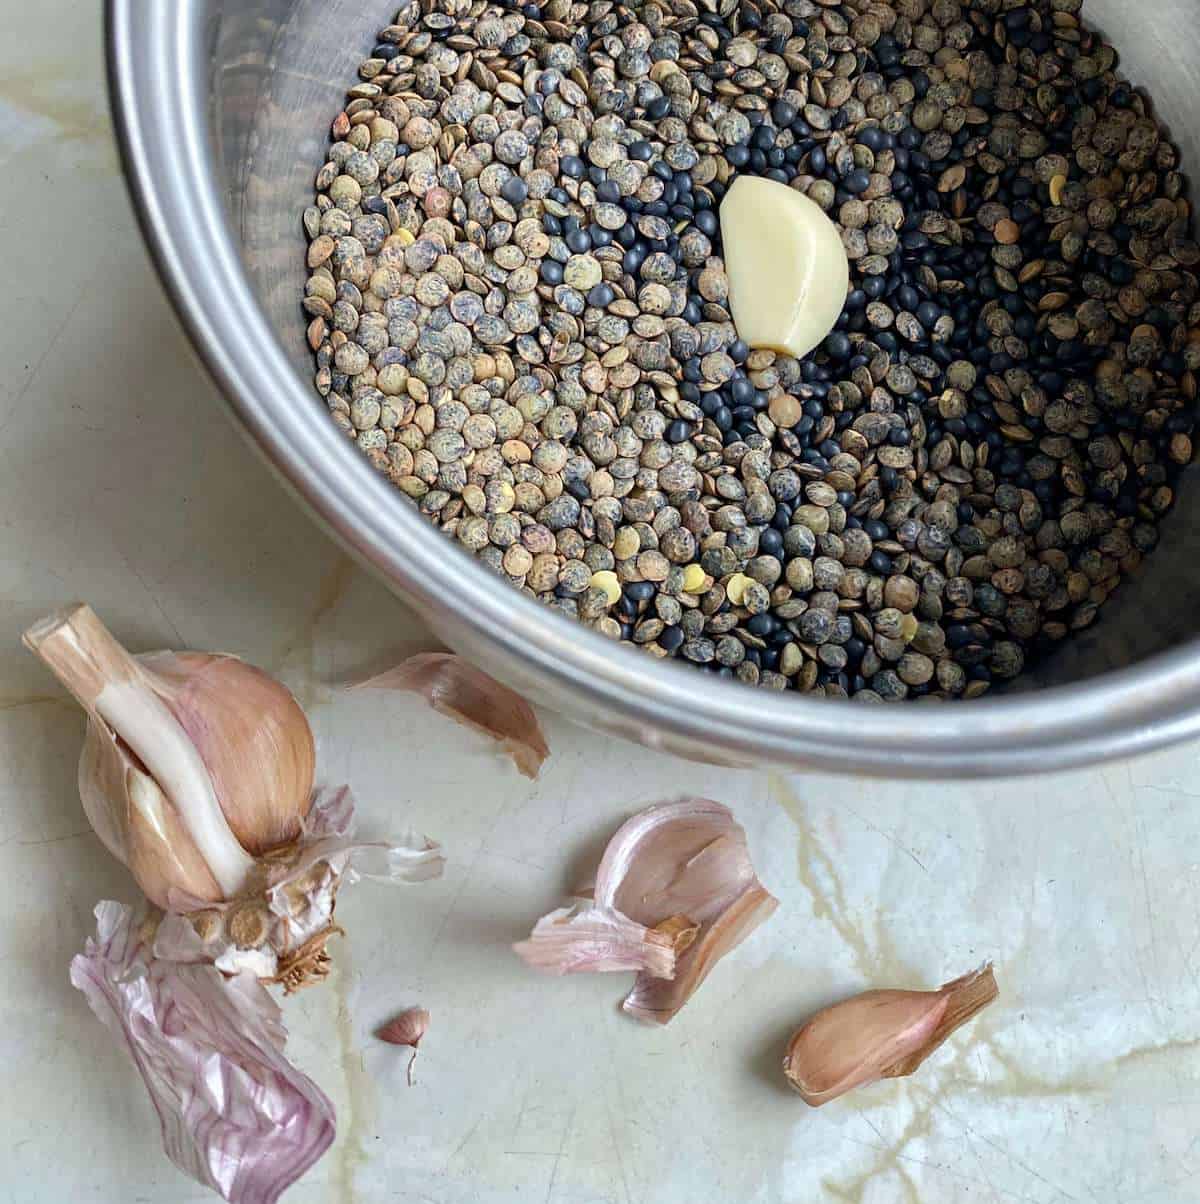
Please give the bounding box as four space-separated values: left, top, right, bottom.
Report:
302 0 1200 700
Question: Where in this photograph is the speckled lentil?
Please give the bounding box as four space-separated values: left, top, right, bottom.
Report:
304 0 1199 701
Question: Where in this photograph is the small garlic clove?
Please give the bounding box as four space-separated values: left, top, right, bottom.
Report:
351 653 549 780
378 1006 431 1086
782 963 999 1107
377 1006 430 1049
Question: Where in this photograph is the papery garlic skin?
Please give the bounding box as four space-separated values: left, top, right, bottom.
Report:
151 786 446 992
24 606 315 907
354 653 549 780
514 798 777 1024
73 901 335 1204
514 904 678 979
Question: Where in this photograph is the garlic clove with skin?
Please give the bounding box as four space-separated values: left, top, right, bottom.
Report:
377 1006 430 1048
24 605 315 907
782 963 998 1106
378 1006 430 1086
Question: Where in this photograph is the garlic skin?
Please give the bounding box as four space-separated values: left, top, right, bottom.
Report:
149 786 446 991
783 964 998 1106
514 798 777 1024
73 901 336 1204
353 653 549 780
24 605 314 907
514 903 680 979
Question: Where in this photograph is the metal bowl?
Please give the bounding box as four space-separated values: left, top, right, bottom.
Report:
106 0 1200 775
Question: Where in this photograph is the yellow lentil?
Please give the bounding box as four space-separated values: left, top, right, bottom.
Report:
680 563 708 593
590 570 622 607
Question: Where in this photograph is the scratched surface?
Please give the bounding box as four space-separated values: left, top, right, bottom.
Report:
3 4 1200 1203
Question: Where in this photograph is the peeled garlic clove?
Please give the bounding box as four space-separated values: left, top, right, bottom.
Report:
720 175 850 360
783 963 999 1107
352 652 549 780
515 798 777 1024
24 605 315 907
513 903 679 979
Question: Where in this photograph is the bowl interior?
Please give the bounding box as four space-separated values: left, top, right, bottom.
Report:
216 0 1200 698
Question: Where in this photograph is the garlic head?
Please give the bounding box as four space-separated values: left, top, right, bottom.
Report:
25 605 315 907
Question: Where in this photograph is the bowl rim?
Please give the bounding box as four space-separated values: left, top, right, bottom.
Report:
105 0 1200 776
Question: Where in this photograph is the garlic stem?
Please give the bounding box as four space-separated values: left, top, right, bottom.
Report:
99 679 254 895
24 606 255 897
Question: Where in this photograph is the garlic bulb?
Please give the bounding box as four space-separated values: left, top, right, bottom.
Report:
24 605 315 908
34 606 447 1204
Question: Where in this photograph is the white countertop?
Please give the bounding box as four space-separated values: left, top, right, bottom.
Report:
3 5 1200 1202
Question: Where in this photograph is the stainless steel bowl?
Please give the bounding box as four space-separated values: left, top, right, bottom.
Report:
106 0 1200 775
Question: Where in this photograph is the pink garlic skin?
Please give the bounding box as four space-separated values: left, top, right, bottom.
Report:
354 653 549 780
73 901 335 1204
514 798 778 1024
